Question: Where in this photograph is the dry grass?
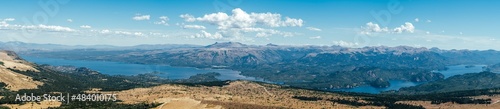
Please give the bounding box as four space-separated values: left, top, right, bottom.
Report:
0 51 39 72
153 97 223 109
0 68 43 91
0 51 43 91
396 95 500 109
0 60 39 72
101 81 382 109
0 101 61 109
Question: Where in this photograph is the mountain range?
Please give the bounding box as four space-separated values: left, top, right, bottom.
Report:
14 42 500 90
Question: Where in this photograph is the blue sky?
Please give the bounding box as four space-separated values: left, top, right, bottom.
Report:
0 0 499 50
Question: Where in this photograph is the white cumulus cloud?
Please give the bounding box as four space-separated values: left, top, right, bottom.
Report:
0 18 75 32
154 16 169 25
191 30 223 39
306 27 322 31
0 18 15 27
182 25 206 29
96 29 145 37
67 19 73 22
179 14 196 22
100 29 111 34
21 24 75 32
309 36 321 39
393 22 415 33
179 8 303 40
360 22 415 35
133 15 150 21
4 18 15 22
80 25 92 29
180 8 303 29
360 22 389 34
333 40 359 47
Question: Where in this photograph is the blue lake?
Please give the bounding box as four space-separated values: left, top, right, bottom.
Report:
21 56 264 81
333 65 487 94
20 55 489 94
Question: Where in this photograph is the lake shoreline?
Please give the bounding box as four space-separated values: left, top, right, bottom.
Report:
331 64 487 94
20 55 263 82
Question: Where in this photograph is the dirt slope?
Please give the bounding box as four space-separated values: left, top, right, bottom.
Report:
0 50 42 91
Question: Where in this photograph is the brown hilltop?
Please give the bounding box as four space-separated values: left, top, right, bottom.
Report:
0 50 42 91
99 81 381 109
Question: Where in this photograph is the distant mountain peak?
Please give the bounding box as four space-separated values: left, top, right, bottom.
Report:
205 42 247 48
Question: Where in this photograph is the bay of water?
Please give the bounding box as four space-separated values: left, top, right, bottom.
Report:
333 65 486 94
21 56 262 81
333 80 426 94
439 65 486 78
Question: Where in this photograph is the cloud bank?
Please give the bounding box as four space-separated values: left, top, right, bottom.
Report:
180 8 304 40
360 22 415 35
